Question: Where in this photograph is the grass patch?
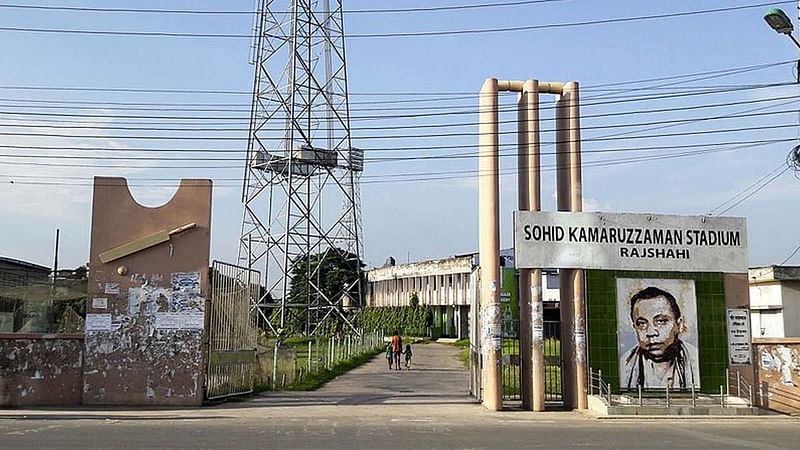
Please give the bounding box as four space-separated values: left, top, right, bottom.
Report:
284 348 383 391
445 339 471 368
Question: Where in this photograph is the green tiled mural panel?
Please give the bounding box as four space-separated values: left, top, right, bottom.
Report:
586 270 728 393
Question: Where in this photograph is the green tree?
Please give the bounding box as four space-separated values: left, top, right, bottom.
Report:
409 292 419 308
285 250 364 335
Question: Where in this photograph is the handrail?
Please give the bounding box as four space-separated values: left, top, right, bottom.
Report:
725 368 754 407
588 367 754 409
589 367 613 406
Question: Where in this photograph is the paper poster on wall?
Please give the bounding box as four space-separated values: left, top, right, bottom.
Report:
617 278 701 389
180 313 205 330
154 312 204 330
91 297 108 309
85 313 112 332
155 313 181 329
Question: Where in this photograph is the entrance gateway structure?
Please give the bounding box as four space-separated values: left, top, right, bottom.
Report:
478 78 753 412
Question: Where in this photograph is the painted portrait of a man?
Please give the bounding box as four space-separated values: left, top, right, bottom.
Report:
617 278 700 389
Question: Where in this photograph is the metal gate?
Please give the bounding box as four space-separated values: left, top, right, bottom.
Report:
498 319 562 404
205 261 260 400
501 318 521 402
544 320 562 402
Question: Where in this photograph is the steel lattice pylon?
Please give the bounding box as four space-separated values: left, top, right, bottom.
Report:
240 0 363 336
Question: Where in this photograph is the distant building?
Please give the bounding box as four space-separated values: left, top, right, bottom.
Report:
364 252 560 339
749 265 800 338
0 256 50 332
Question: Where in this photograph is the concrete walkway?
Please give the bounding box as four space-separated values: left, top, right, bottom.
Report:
248 341 475 407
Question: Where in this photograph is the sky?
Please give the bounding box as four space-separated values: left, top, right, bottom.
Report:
0 0 799 271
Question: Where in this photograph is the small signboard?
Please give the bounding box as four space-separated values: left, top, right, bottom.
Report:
514 211 747 273
727 308 752 365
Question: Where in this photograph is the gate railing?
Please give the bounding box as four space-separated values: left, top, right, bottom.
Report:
501 318 520 401
543 321 562 402
254 330 384 390
206 261 260 400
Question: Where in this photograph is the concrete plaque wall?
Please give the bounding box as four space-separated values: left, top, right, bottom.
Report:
83 177 211 406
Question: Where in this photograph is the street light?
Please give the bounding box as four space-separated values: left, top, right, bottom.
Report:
764 8 800 49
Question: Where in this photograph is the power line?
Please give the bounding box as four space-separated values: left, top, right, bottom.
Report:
0 120 794 145
780 244 800 265
350 1 792 38
708 163 788 215
0 137 791 165
0 105 795 138
0 139 779 187
0 0 565 15
0 82 786 115
0 59 786 100
3 90 791 131
0 81 790 123
0 2 787 39
594 97 800 141
715 167 791 216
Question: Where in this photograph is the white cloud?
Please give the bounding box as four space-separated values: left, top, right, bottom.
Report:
0 114 161 221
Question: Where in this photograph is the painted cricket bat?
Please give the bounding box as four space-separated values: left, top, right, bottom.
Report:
98 223 196 264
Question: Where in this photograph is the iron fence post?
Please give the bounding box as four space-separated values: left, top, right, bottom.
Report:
737 371 741 398
272 340 279 387
720 385 725 407
691 383 696 407
665 384 670 408
725 368 730 397
589 367 593 396
308 341 312 373
638 385 643 407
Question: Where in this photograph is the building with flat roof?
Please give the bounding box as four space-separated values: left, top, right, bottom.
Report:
749 265 800 338
364 252 560 338
0 256 50 332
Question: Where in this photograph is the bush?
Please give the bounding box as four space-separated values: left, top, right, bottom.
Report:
361 305 433 336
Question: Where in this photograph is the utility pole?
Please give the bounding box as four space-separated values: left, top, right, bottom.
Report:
52 228 59 284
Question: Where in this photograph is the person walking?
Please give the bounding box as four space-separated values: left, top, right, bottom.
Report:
385 342 393 370
390 331 403 370
403 344 413 370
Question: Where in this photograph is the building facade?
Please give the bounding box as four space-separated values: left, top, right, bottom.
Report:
365 253 560 338
749 265 800 338
0 256 50 332
365 255 475 338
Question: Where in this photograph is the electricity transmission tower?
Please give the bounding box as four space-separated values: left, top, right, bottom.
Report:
240 0 364 336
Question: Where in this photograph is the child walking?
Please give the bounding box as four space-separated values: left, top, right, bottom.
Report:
385 343 393 370
403 344 413 370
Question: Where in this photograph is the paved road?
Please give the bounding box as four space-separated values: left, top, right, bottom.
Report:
247 339 473 407
1 342 799 449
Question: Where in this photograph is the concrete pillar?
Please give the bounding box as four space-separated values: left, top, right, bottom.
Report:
518 79 545 411
478 78 503 411
555 91 577 410
564 81 588 410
